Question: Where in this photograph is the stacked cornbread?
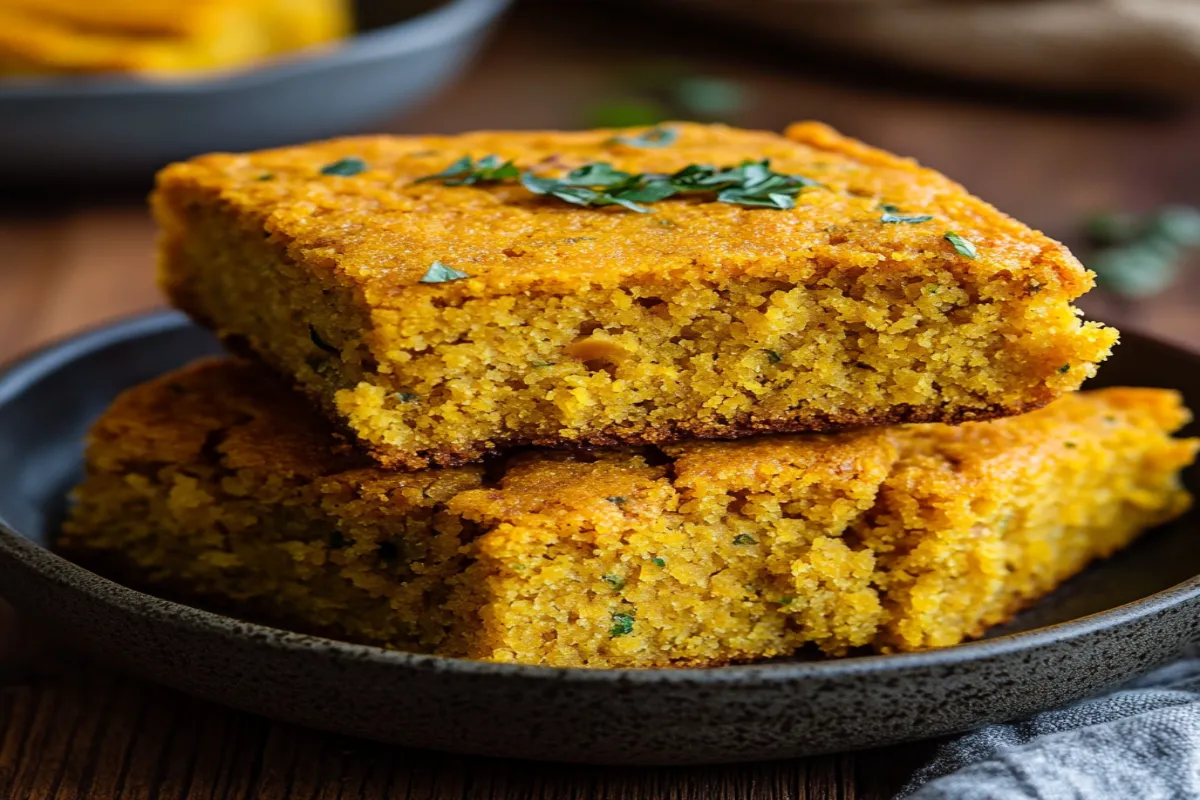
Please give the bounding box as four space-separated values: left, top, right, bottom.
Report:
0 0 349 76
61 122 1197 668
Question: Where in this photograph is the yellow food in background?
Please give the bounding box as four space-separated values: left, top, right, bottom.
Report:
0 0 350 76
59 359 1198 668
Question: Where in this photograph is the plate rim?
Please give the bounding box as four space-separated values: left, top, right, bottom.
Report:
0 0 512 101
2 309 1199 686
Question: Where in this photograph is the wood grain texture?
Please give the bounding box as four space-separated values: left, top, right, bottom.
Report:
0 1 1197 797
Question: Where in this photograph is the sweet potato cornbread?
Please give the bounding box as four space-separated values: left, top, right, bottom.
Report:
0 0 348 76
60 359 1196 668
154 122 1118 469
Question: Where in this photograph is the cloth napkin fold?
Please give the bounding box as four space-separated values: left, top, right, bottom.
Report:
663 0 1200 96
899 653 1200 799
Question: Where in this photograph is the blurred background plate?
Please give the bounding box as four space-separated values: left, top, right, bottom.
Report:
0 0 510 181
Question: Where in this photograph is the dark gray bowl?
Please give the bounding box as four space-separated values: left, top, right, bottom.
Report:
0 0 509 181
1 311 1199 765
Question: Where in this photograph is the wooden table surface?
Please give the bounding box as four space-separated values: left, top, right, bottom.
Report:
2 4 1198 798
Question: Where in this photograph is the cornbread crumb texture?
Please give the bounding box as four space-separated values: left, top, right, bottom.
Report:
0 0 348 75
154 122 1117 468
61 360 1197 668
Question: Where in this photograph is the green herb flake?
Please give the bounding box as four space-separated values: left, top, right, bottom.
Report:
651 557 666 568
255 173 274 181
420 261 470 284
1064 441 1078 449
882 212 934 224
309 325 338 354
521 158 819 213
732 534 757 546
530 360 554 368
414 154 519 186
778 597 794 606
877 203 902 213
320 157 367 177
394 392 419 404
611 126 679 149
610 611 636 637
944 231 979 260
1058 364 1071 374
765 349 782 364
602 574 626 591
606 496 628 506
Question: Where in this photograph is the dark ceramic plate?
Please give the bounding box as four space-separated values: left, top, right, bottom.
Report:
1 312 1199 765
0 0 510 181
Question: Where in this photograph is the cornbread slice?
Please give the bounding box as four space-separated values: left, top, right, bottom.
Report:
61 360 1195 668
0 0 348 76
153 122 1118 469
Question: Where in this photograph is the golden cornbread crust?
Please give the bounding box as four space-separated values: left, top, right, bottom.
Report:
155 122 1117 469
61 360 1196 668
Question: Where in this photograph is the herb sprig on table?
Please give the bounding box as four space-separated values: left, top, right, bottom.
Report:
1084 206 1200 298
416 156 821 212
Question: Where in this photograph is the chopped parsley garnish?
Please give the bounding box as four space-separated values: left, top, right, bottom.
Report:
944 231 979 260
602 574 625 591
530 360 554 368
778 597 794 606
394 392 419 403
521 169 669 213
414 154 518 186
309 325 338 354
320 157 367 177
1064 441 1078 449
651 557 666 568
420 261 470 284
606 496 628 506
765 349 782 364
877 203 902 213
1058 364 1071 374
415 150 818 213
610 611 635 637
882 212 934 224
255 173 274 181
732 534 757 545
610 126 679 148
523 158 819 212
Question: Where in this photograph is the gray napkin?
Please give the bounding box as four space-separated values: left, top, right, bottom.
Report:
899 654 1200 799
